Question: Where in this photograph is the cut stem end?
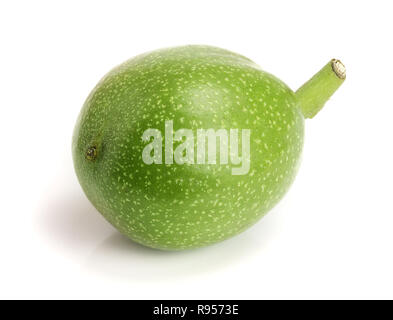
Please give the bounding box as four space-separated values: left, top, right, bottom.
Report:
331 59 346 79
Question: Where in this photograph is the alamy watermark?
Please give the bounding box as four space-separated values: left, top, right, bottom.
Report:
142 120 251 175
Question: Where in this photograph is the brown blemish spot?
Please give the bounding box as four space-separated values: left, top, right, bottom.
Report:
85 146 97 161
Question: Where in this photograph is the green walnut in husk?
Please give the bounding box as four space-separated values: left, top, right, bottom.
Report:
73 45 345 250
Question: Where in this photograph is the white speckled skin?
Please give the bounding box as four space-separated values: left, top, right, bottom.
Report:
72 45 304 250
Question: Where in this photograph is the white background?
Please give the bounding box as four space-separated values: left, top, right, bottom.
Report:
1 0 392 299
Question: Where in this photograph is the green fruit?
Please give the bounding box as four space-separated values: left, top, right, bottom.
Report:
72 45 345 250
